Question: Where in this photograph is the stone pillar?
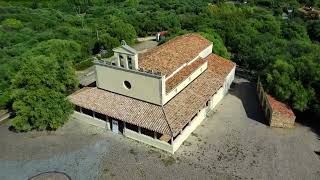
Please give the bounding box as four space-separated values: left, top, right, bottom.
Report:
92 111 95 118
115 53 120 67
133 54 139 70
138 126 141 134
79 107 82 113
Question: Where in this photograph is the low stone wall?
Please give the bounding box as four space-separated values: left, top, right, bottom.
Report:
257 82 295 128
124 128 173 153
270 113 295 128
72 111 110 129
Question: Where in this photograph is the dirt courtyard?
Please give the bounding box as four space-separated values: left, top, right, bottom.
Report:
0 77 319 180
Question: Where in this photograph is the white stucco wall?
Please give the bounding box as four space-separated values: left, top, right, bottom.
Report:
171 65 235 153
172 108 207 153
209 87 224 110
96 65 163 105
199 44 213 58
224 66 236 95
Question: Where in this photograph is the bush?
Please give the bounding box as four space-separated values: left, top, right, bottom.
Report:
11 88 73 131
200 30 231 59
1 18 23 30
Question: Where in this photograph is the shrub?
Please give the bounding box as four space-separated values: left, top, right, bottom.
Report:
1 18 23 30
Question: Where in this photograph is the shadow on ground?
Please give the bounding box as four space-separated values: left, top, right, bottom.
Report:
229 78 267 126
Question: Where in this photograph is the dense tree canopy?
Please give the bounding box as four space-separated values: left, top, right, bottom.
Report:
10 55 77 131
1 0 320 131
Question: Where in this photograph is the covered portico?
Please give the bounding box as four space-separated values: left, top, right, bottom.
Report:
73 105 174 152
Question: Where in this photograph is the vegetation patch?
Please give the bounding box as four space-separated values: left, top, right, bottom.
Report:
129 148 138 156
183 141 192 146
191 132 199 137
161 156 176 167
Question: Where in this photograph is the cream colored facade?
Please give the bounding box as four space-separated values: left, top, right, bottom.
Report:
96 64 163 105
95 43 212 106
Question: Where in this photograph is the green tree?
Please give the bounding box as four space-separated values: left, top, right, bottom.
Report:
11 88 73 131
106 16 137 45
1 18 23 31
11 55 76 131
200 30 231 59
307 20 320 42
265 59 314 111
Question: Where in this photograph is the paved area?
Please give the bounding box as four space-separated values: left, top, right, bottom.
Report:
0 77 319 180
133 40 158 53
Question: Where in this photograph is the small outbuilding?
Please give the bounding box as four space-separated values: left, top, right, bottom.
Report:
257 82 296 128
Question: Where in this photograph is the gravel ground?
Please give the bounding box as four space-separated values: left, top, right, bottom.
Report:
133 40 158 53
0 77 319 180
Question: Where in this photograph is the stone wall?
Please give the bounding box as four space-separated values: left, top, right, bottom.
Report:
256 82 295 128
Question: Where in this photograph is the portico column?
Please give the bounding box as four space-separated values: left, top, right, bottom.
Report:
154 132 157 139
124 55 129 69
92 111 95 118
115 53 120 67
138 127 141 134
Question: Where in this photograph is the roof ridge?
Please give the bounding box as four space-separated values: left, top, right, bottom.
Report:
161 106 173 137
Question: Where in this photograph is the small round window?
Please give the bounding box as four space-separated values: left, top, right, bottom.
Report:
123 81 131 89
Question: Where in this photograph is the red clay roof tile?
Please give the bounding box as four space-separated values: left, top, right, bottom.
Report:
165 58 207 93
138 33 212 76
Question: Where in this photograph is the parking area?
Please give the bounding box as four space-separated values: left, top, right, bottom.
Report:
0 77 319 180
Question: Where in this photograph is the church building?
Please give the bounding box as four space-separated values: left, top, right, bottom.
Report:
69 34 236 153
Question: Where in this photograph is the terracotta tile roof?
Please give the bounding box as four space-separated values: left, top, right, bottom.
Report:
164 54 235 135
138 33 212 76
165 58 207 93
69 88 171 135
69 54 235 136
205 54 236 78
267 95 295 119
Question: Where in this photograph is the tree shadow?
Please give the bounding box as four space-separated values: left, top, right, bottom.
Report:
229 78 268 125
295 111 320 137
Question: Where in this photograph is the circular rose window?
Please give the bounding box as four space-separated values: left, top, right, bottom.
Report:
123 81 131 89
